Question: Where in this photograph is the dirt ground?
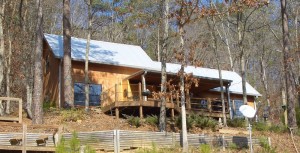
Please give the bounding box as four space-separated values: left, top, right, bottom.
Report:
1 108 299 153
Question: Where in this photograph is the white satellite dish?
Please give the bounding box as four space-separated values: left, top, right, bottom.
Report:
239 105 256 153
239 105 256 119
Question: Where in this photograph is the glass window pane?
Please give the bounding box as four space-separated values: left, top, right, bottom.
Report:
234 100 244 118
74 83 102 106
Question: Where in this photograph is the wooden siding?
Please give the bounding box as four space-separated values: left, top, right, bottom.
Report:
72 61 141 107
43 40 60 106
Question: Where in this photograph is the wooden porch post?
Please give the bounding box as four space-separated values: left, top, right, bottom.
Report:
208 98 212 112
171 96 175 120
115 107 119 119
19 98 22 123
139 83 143 118
115 84 118 102
115 84 119 119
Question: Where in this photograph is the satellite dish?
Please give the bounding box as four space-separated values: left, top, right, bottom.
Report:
238 105 256 153
239 105 256 119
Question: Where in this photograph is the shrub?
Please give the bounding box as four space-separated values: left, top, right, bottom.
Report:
61 109 85 122
43 101 55 111
199 144 211 153
269 125 287 133
194 116 217 130
69 132 80 153
253 122 269 131
56 132 96 153
175 115 194 130
126 115 141 128
227 118 245 127
259 137 276 153
228 142 238 150
145 115 159 126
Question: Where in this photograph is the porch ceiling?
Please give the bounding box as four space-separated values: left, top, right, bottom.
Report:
127 71 231 92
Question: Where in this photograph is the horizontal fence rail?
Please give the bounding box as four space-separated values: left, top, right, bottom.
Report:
0 128 268 153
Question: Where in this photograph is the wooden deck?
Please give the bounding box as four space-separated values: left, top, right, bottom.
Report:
102 99 229 119
101 83 230 118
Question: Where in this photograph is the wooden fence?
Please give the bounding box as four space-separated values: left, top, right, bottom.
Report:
0 97 22 123
61 130 269 153
0 126 269 153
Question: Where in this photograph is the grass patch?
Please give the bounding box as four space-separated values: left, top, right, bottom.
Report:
253 122 269 131
227 118 245 127
61 109 85 122
194 116 217 130
259 137 276 153
56 131 96 153
125 115 141 128
175 114 217 131
145 115 159 126
199 144 211 153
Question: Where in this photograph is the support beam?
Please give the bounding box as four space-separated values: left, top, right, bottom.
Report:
171 108 175 120
115 107 119 120
141 71 147 101
115 84 118 102
139 106 143 118
208 98 212 112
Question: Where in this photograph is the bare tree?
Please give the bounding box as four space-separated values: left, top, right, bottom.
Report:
32 0 43 124
206 8 227 126
280 0 298 128
85 0 92 112
63 0 74 108
159 0 168 132
5 1 17 115
0 0 5 116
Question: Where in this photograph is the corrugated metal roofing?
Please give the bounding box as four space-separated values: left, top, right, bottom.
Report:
44 33 261 96
44 34 154 69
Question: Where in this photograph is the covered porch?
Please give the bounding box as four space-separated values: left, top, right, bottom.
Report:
101 70 232 119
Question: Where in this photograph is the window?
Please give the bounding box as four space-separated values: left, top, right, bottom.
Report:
233 100 244 118
74 83 102 106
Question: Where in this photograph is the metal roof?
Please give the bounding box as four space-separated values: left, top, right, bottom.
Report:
44 33 154 69
44 33 261 97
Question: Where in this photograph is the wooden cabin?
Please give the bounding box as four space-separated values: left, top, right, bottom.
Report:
42 34 261 119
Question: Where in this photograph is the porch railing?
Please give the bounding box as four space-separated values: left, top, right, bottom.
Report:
102 83 229 113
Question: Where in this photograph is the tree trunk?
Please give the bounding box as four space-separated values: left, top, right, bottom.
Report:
159 0 168 132
32 0 43 124
260 49 271 119
281 0 298 128
0 0 5 100
63 0 74 108
237 12 248 106
5 30 11 114
208 11 227 126
26 83 33 119
85 0 92 112
179 25 188 153
5 1 16 115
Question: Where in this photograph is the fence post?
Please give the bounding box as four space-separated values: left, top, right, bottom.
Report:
19 98 22 123
222 135 225 151
22 124 27 153
114 130 120 153
172 132 175 147
55 125 64 146
80 145 86 153
268 137 271 147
